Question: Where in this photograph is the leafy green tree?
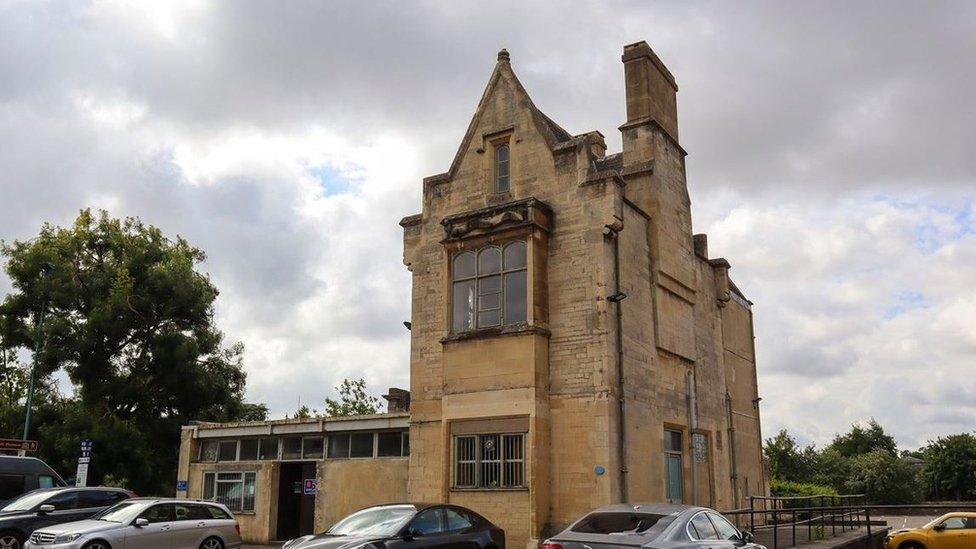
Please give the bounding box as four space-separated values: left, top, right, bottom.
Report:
764 429 817 482
827 420 897 458
324 378 381 417
920 434 976 500
0 210 262 494
292 404 317 419
844 450 921 504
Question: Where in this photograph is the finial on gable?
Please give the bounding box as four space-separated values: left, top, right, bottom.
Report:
497 48 510 63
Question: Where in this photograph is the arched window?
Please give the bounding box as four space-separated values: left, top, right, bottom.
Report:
452 241 527 332
494 144 510 193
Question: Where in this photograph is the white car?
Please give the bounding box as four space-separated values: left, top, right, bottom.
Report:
24 498 242 549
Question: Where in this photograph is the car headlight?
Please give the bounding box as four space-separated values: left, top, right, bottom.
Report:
53 533 83 543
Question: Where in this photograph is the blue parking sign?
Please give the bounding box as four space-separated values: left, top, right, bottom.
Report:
176 480 188 491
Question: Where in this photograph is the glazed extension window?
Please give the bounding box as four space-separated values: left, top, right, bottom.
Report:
202 472 255 512
453 433 525 489
452 242 527 332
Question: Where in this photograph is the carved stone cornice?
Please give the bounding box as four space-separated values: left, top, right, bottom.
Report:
440 197 552 242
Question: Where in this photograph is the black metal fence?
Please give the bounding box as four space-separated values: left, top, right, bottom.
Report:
720 496 976 549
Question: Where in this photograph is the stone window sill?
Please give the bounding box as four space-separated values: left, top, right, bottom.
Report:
450 486 529 493
441 323 550 344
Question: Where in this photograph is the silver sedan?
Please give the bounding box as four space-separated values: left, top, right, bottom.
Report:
24 498 242 549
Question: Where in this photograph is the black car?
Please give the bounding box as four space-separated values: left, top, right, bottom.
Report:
0 486 134 549
0 457 67 506
281 503 505 549
541 503 764 549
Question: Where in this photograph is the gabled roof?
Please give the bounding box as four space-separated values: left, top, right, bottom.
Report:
430 49 575 184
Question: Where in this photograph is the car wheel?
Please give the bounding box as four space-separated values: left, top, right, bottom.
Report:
82 541 112 549
200 537 224 549
0 532 22 549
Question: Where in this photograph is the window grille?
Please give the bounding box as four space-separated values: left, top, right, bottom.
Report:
453 433 525 489
203 471 256 512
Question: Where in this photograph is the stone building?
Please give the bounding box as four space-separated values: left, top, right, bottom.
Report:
176 40 766 546
399 40 765 548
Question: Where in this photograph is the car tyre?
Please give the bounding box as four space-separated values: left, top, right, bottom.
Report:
82 541 112 549
899 543 925 549
200 537 224 549
0 531 23 549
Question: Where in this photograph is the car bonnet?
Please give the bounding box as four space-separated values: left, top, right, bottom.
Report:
33 519 122 536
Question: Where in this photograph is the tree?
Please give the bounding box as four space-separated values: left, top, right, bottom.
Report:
764 429 817 482
324 378 381 417
827 419 897 458
0 210 262 494
844 450 921 504
920 434 976 500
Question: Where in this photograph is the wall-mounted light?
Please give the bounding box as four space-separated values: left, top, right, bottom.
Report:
606 292 627 303
403 321 412 331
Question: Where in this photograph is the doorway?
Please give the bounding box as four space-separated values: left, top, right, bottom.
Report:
276 462 316 541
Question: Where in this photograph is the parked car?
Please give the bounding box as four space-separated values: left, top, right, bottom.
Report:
281 503 505 549
0 486 133 549
884 512 976 549
0 457 67 506
24 498 242 549
541 503 764 549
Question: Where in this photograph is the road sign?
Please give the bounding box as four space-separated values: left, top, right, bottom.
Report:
176 480 188 492
76 462 89 487
0 439 38 452
303 478 317 495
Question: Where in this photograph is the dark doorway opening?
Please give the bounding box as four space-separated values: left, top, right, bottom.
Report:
276 462 316 541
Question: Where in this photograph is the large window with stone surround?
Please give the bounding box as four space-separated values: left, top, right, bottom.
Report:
452 242 527 332
453 433 525 489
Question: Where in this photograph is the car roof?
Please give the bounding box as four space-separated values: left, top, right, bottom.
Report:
584 503 705 516
125 497 226 505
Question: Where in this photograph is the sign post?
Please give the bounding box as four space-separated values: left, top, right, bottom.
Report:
76 439 93 487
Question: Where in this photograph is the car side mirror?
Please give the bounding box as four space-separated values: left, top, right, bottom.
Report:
741 530 755 543
37 504 55 514
135 518 150 527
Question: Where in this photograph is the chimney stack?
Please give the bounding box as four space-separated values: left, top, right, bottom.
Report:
622 41 679 141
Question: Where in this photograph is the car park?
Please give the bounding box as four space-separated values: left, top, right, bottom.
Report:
0 486 132 549
540 503 763 549
0 457 67 507
281 503 505 549
24 498 241 549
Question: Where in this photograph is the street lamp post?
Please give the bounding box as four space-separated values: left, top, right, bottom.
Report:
22 263 52 442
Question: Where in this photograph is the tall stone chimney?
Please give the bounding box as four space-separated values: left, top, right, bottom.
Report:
622 41 679 141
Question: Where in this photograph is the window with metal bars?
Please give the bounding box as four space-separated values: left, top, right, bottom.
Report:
453 433 525 489
202 471 256 512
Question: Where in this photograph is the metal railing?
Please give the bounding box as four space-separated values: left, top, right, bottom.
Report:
720 494 871 548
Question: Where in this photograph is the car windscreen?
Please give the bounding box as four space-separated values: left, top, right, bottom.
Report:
93 501 151 523
326 505 417 537
571 513 668 535
1 490 55 511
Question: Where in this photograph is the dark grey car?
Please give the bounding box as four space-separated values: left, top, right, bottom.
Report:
541 504 764 549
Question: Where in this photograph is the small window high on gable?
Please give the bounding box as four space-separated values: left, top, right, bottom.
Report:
494 144 510 193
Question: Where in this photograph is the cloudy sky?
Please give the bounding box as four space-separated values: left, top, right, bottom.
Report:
1 0 974 450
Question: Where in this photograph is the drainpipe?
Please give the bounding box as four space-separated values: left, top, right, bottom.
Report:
687 368 698 505
605 223 628 503
726 392 740 506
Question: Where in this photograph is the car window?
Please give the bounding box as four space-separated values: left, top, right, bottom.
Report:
572 512 667 534
410 508 445 536
0 475 25 501
37 475 56 489
942 517 968 530
205 505 231 520
689 512 719 540
175 504 212 521
707 512 741 540
46 490 80 510
445 508 474 532
79 490 127 508
139 504 175 524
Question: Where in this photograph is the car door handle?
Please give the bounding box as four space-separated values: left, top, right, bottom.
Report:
161 525 171 531
197 522 206 527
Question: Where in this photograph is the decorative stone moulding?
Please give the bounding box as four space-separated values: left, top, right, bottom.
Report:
440 197 552 242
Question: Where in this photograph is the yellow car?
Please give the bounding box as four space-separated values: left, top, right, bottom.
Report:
884 512 976 549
